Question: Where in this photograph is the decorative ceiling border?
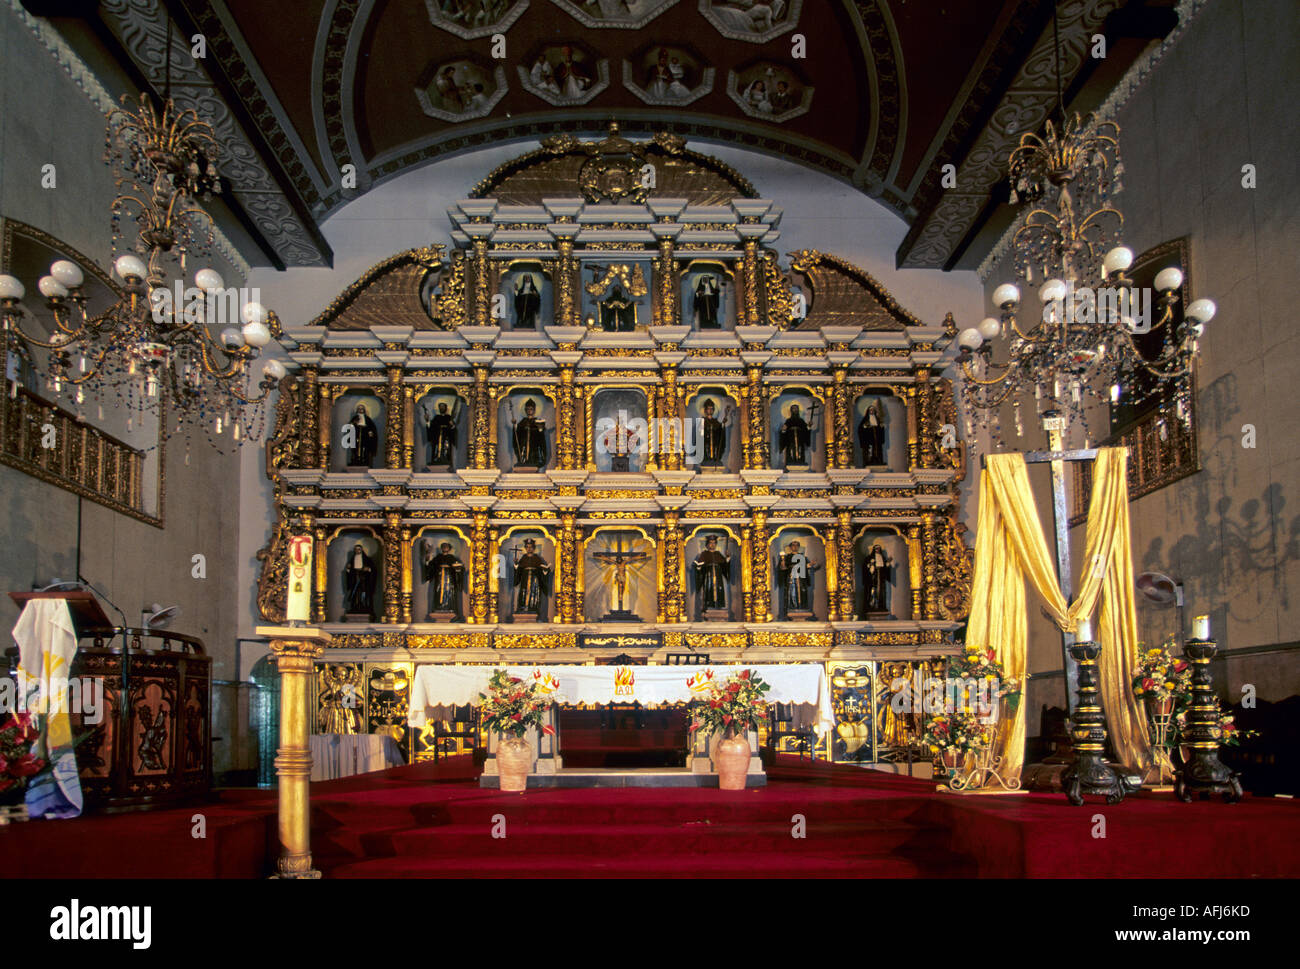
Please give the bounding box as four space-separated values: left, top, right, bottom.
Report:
4 0 250 279
976 0 1212 281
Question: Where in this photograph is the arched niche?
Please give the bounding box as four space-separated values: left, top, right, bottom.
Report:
415 388 470 471
583 526 656 622
680 260 736 331
591 386 649 472
580 259 652 332
769 526 827 621
683 386 741 472
497 387 557 473
499 526 555 623
497 259 553 330
684 524 741 621
853 527 911 620
326 528 383 622
412 525 470 622
770 386 827 472
331 390 386 472
851 390 907 471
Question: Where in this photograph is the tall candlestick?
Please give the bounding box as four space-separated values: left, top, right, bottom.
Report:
1192 615 1210 641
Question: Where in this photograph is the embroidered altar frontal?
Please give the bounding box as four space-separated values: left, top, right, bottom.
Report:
254 127 974 756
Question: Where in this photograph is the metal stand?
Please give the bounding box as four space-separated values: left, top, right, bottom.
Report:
1175 638 1242 803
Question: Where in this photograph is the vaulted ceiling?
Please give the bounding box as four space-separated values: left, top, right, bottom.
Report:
28 0 1177 271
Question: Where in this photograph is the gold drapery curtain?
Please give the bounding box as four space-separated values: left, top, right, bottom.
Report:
966 447 1151 778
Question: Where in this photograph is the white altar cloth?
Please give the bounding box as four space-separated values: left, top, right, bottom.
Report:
407 664 833 732
310 733 404 781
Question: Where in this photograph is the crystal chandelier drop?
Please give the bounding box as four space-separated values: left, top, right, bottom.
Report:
0 93 285 450
956 94 1215 449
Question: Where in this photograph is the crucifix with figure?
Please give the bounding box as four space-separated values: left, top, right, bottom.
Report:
593 534 650 621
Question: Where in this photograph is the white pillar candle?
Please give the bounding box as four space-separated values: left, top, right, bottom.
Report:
1193 615 1211 641
1076 617 1093 642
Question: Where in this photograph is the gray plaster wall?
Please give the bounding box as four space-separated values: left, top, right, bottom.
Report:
980 0 1300 719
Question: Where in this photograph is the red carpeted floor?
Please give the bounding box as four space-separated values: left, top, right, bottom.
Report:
5 756 1299 877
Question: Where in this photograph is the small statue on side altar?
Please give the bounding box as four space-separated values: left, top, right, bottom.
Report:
692 534 732 620
858 400 887 467
342 542 378 621
697 398 733 470
345 403 380 469
318 665 362 734
693 274 721 329
776 539 820 620
423 399 460 470
778 401 817 469
422 539 465 621
508 398 549 471
514 273 541 329
862 543 895 618
511 538 552 620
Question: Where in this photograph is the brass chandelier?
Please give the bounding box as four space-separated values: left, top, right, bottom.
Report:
0 91 284 450
956 30 1215 448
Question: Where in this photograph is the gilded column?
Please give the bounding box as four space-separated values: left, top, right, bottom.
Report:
823 524 840 622
558 364 577 470
655 529 666 623
741 239 761 326
575 527 586 620
917 370 937 470
558 512 578 623
751 510 771 622
318 384 334 471
905 386 920 471
472 236 491 327
470 511 490 624
488 527 500 624
472 364 491 469
907 524 923 621
645 384 659 472
300 368 320 468
745 365 765 469
663 512 684 622
256 627 331 879
920 513 940 620
740 526 754 622
403 386 416 469
385 365 403 470
556 237 577 326
400 524 413 624
382 511 402 623
836 510 856 621
311 522 328 624
657 236 677 325
832 368 852 469
663 364 681 470
583 386 596 470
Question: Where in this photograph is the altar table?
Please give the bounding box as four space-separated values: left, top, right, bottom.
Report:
310 733 404 782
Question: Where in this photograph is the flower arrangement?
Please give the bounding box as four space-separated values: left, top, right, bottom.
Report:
1131 639 1191 705
478 669 556 740
0 713 46 802
919 712 993 754
688 669 772 740
950 644 1021 714
1174 707 1259 748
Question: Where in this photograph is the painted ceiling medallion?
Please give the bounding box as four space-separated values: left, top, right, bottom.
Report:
549 0 680 29
699 0 802 43
415 57 508 122
425 0 531 40
624 44 714 107
727 61 813 123
519 44 610 106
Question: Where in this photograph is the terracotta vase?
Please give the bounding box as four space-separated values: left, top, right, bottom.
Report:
496 735 533 793
940 749 962 769
714 733 751 791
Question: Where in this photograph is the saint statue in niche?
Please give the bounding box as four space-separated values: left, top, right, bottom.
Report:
698 398 733 469
422 539 465 621
693 274 721 328
599 413 641 472
423 399 460 470
693 534 732 619
776 539 820 620
342 542 378 620
513 273 541 329
858 400 887 467
508 398 549 471
863 543 895 617
318 665 362 735
592 535 651 620
346 403 379 469
779 401 816 469
598 284 637 331
511 538 551 619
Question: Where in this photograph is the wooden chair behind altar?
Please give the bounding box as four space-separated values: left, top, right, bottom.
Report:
433 703 481 762
767 702 815 760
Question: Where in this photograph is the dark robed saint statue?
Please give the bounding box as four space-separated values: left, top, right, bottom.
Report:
423 399 459 470
509 398 549 471
342 542 377 620
698 398 732 468
692 534 732 617
422 539 465 620
779 402 815 469
858 400 886 467
514 274 541 329
693 274 721 329
512 538 552 618
862 543 895 617
598 284 636 332
346 404 380 468
776 539 820 620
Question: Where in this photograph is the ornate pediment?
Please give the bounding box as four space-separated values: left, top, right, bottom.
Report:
307 247 449 331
